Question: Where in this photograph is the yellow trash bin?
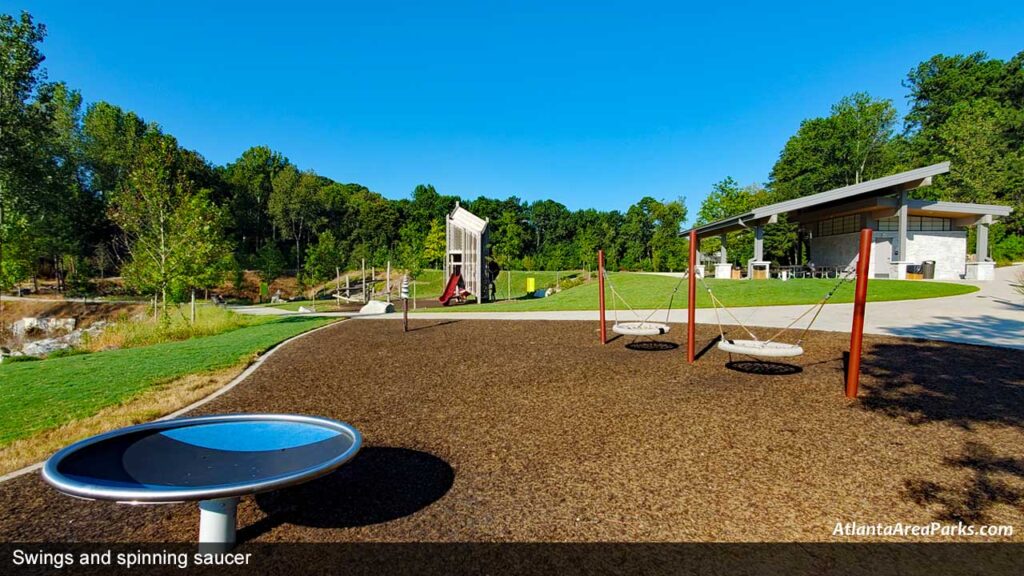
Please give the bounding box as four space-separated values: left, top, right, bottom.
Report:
526 277 535 293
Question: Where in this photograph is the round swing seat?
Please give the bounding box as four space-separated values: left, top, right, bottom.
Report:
718 339 804 358
612 322 671 337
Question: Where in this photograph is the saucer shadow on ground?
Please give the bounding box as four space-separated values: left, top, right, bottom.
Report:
240 447 454 540
625 340 679 352
725 360 803 376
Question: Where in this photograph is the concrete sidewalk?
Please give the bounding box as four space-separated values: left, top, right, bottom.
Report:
238 265 1024 350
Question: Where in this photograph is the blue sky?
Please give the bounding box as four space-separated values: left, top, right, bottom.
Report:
9 1 1024 220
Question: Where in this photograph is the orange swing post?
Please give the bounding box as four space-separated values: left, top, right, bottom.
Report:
598 250 607 345
687 230 697 364
846 228 873 398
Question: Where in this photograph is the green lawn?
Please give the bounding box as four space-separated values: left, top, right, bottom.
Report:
419 272 979 312
0 316 334 446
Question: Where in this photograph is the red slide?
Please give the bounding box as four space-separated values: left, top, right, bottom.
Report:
438 273 461 305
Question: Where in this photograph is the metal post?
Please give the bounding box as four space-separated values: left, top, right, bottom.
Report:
386 261 391 303
846 228 873 398
198 497 238 551
598 250 607 344
401 275 409 333
361 259 366 303
687 230 697 364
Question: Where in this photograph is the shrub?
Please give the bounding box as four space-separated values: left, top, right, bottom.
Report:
992 233 1024 265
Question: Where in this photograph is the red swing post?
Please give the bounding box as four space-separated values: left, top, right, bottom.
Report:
846 228 872 398
687 230 696 364
598 250 607 344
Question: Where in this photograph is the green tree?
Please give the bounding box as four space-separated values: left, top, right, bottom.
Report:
650 197 687 271
489 211 526 268
303 230 343 309
903 52 1024 235
269 165 322 272
396 220 425 276
173 193 232 322
937 99 1023 205
770 93 898 201
254 243 286 285
697 177 753 224
422 219 446 269
903 52 1008 156
110 132 229 317
0 11 51 298
82 101 148 195
223 146 287 252
620 197 661 270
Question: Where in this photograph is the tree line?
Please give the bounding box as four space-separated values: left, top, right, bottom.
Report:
1 11 1021 312
0 11 690 310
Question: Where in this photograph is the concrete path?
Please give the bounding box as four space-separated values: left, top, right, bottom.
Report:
228 304 364 317
236 265 1024 350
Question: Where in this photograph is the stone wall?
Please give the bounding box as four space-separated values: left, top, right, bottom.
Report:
810 230 967 280
808 232 862 270
905 231 967 280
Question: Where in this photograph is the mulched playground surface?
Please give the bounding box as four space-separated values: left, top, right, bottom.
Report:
2 319 1023 543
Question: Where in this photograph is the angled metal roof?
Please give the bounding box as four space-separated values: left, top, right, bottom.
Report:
449 203 488 234
906 199 1013 217
685 162 970 237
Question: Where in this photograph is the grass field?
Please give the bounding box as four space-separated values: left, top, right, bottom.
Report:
0 316 334 446
420 273 979 312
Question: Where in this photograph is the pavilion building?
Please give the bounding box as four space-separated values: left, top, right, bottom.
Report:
686 162 1013 281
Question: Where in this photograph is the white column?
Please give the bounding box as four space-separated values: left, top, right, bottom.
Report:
198 497 238 551
977 219 990 262
753 226 764 261
896 191 908 262
719 233 728 263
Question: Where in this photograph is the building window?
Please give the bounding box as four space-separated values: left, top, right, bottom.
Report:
876 215 951 232
815 214 862 237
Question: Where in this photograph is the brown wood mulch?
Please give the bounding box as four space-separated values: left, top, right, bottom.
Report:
1 320 1022 543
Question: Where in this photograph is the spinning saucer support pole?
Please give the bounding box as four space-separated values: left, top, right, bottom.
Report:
199 497 239 550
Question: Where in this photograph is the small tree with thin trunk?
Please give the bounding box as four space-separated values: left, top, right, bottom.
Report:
303 231 343 311
110 132 230 320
